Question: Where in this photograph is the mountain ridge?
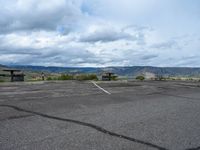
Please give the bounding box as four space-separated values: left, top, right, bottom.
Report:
5 65 200 77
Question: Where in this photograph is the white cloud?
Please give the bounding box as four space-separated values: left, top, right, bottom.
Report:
0 0 200 67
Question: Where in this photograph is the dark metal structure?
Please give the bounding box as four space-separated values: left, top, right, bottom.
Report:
2 69 25 82
41 72 45 81
102 72 117 81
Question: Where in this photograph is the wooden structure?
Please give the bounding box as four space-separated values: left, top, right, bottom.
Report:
41 72 45 81
2 69 25 82
102 72 117 81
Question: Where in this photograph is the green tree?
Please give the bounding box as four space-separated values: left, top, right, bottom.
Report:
136 76 145 81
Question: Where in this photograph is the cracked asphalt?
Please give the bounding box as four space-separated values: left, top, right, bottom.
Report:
0 80 200 150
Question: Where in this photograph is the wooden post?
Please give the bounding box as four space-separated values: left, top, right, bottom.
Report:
11 70 14 82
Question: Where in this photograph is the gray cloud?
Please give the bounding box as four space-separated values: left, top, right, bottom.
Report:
0 47 96 67
0 47 41 56
79 29 133 43
122 25 152 32
79 23 149 44
0 0 83 34
150 40 178 49
175 55 200 67
141 54 158 60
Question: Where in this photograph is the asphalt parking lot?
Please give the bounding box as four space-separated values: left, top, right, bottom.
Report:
0 80 200 150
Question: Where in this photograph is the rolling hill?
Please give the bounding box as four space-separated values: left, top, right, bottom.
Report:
8 65 200 77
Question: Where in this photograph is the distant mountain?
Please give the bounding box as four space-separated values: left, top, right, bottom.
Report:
0 64 9 70
9 65 200 77
11 65 102 74
103 66 200 77
0 64 6 68
0 64 9 75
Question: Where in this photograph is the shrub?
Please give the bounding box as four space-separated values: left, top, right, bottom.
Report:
46 77 53 81
88 74 98 80
155 75 166 81
0 79 4 82
136 76 145 81
45 74 98 81
57 74 74 80
111 76 118 81
75 74 98 81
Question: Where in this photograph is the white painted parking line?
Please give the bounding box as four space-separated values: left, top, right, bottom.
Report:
91 81 111 95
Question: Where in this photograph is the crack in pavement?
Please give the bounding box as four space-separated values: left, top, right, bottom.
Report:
0 104 167 150
185 146 200 150
155 93 200 101
147 91 200 102
0 114 34 121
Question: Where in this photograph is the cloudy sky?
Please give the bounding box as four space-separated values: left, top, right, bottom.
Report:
0 0 200 67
